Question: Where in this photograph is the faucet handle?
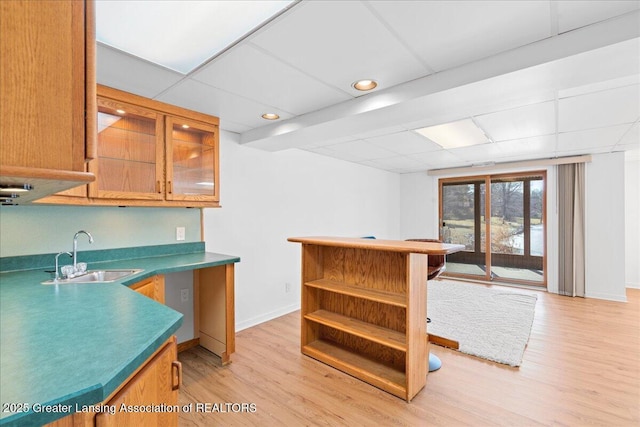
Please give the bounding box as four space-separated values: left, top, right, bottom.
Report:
61 265 75 278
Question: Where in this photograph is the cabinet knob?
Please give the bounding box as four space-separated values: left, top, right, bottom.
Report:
156 180 161 193
168 181 173 194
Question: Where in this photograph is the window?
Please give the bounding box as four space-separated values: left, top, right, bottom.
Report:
439 172 546 286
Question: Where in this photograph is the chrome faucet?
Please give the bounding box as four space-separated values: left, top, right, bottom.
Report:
73 230 94 272
55 251 72 281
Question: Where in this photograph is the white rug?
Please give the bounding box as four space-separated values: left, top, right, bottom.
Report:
427 280 537 367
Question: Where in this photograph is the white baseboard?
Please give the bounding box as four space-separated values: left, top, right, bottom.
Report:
626 282 640 289
585 291 628 302
235 303 300 332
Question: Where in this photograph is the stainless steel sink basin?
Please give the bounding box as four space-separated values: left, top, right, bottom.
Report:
42 269 143 285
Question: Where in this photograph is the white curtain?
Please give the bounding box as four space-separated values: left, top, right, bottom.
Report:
557 163 586 297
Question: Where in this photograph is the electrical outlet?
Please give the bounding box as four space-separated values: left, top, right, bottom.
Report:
285 282 291 293
176 227 186 241
180 288 189 303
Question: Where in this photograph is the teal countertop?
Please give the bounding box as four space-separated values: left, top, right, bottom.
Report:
0 244 240 426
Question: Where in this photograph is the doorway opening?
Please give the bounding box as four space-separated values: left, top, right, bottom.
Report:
439 172 546 287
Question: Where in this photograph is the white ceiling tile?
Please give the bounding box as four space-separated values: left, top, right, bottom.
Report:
558 84 640 132
303 136 359 149
365 131 442 155
303 147 339 157
494 135 557 158
410 150 467 168
474 101 556 142
558 75 639 99
323 140 398 161
96 44 183 98
616 122 640 150
96 0 295 74
156 79 292 131
448 142 505 162
363 155 425 172
250 1 428 95
369 0 551 71
557 124 630 154
220 120 254 134
557 1 640 34
192 44 350 115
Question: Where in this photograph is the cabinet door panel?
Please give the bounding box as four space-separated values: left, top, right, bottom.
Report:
0 0 88 171
95 339 178 427
165 117 219 202
90 98 164 200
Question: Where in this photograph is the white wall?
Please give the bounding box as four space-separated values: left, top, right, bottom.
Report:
163 271 195 343
203 131 401 331
399 172 439 239
585 152 627 301
625 150 640 289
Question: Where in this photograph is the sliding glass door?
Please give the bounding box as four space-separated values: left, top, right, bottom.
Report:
439 172 546 286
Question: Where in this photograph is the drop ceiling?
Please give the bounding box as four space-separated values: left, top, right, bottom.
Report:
96 0 640 173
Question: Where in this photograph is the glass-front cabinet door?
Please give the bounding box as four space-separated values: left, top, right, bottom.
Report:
165 116 219 202
90 98 164 200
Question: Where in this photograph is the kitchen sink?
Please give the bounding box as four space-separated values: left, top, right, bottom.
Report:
42 269 143 285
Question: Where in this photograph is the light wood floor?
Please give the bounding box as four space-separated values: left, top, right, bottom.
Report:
178 287 640 426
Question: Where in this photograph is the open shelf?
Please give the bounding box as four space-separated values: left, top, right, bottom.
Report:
304 310 406 352
303 339 407 399
305 279 406 307
292 240 433 401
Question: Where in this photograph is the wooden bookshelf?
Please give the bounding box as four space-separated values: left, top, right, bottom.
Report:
288 236 464 401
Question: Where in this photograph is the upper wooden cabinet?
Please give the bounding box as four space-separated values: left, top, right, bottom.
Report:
0 0 96 204
40 85 221 208
89 85 220 207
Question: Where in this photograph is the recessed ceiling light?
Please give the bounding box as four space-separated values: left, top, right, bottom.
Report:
414 119 491 149
0 184 33 193
352 79 378 91
116 109 126 114
261 113 280 120
182 124 190 129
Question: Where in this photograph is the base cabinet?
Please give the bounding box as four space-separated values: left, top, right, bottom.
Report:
95 337 180 426
45 336 180 427
131 275 165 304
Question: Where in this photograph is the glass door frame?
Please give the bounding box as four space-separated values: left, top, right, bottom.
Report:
438 171 547 287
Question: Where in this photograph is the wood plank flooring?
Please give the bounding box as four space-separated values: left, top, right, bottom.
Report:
178 287 640 426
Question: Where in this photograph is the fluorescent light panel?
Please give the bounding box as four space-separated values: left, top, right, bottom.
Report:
414 119 491 149
96 1 294 74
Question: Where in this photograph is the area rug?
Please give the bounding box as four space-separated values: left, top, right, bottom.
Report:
427 280 537 367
